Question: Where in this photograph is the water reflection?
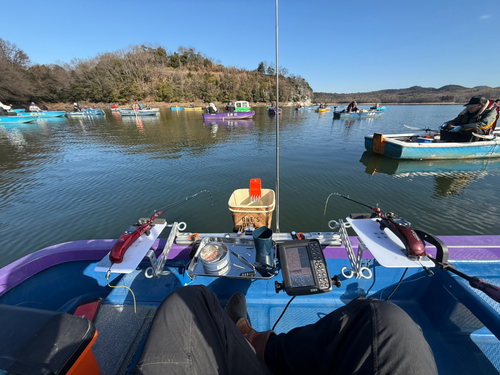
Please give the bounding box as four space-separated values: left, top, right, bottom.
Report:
0 127 27 151
359 151 500 196
203 119 255 127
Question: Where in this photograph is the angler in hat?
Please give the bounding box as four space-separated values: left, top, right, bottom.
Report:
440 95 498 142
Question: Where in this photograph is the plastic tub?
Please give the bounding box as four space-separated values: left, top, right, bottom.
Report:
228 189 275 231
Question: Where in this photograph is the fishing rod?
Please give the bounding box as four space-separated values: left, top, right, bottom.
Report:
416 231 500 303
109 190 212 265
326 192 426 259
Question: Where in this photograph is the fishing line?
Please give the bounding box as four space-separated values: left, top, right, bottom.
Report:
149 189 213 218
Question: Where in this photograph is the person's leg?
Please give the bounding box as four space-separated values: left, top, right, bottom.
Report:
134 285 271 375
264 297 437 375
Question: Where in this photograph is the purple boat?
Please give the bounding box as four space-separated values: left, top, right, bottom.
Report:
203 111 254 121
268 108 282 115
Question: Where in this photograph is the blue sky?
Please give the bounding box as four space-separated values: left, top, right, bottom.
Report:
1 0 499 93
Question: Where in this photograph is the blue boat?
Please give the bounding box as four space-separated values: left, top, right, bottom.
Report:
365 130 500 160
0 116 38 124
18 111 66 118
170 106 184 111
334 110 384 119
0 200 500 374
11 109 25 113
370 106 388 110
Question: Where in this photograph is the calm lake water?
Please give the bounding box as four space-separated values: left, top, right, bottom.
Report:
1 105 500 268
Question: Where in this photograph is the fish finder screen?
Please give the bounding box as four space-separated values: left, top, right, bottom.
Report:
286 246 314 287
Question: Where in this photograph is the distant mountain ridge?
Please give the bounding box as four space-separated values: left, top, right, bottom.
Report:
314 85 500 104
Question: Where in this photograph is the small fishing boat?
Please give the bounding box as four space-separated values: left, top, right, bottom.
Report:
170 106 184 111
0 116 38 124
119 108 159 116
334 110 383 119
235 101 252 112
17 111 66 118
203 111 254 120
268 108 282 115
11 109 25 113
184 107 203 111
67 109 105 117
365 130 500 160
315 107 331 113
370 106 388 110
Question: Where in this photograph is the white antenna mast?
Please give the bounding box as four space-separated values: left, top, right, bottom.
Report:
275 0 280 233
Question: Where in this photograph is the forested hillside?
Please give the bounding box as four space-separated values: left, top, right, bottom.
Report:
314 85 500 104
0 39 313 105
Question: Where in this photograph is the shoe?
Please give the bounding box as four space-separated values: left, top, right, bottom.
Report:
224 292 247 325
236 318 274 361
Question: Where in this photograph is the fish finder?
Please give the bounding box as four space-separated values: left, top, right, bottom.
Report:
277 239 332 296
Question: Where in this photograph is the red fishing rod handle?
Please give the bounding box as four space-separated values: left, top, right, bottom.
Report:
470 277 500 303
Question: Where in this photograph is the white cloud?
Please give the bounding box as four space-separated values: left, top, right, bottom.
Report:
480 14 491 19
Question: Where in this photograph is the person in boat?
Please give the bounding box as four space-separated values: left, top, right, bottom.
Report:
134 285 437 375
346 101 359 113
0 106 16 116
29 102 42 112
73 102 82 112
440 95 498 142
133 103 141 111
225 100 235 113
298 103 302 108
112 104 118 109
208 102 218 114
41 104 48 110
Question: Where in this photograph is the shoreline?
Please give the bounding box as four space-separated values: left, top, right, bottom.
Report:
31 101 463 111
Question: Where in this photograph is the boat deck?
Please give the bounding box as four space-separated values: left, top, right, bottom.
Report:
1 235 499 374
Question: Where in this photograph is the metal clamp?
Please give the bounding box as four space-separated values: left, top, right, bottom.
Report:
337 219 372 280
145 221 186 278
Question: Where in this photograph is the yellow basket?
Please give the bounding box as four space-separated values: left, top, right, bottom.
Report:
228 189 275 231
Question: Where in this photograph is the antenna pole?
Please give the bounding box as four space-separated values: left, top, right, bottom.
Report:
275 0 280 233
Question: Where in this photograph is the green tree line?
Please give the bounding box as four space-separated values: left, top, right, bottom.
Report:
0 39 313 105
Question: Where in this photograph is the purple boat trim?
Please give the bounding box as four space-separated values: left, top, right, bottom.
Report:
202 111 254 120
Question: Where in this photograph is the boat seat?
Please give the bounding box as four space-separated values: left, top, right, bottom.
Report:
0 304 100 375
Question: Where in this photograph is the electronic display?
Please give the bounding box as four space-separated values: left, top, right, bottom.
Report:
278 239 332 296
286 246 315 287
